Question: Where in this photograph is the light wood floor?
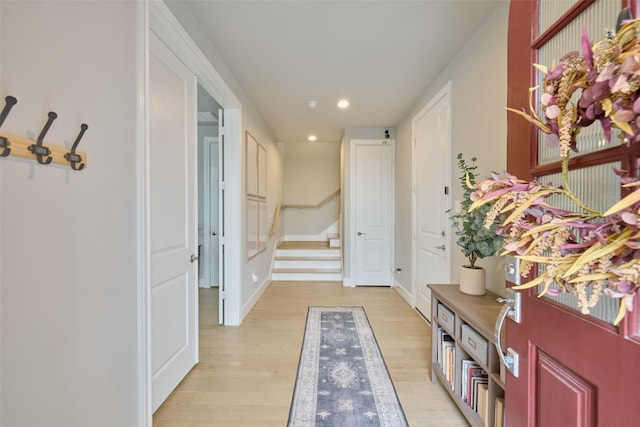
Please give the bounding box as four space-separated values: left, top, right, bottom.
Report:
153 282 468 426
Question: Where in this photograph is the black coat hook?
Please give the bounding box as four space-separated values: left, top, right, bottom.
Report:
0 96 17 157
29 111 56 165
64 123 88 170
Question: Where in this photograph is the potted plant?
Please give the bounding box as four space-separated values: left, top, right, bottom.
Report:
449 153 504 295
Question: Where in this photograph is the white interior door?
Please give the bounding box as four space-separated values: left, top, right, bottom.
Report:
354 141 394 286
203 137 219 288
149 31 198 412
209 139 220 286
217 109 225 325
413 82 452 319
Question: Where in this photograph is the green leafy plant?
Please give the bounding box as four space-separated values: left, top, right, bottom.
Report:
448 153 504 269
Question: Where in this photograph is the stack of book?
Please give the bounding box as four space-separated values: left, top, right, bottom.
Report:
436 327 455 390
461 360 489 422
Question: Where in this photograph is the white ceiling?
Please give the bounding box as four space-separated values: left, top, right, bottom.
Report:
170 0 505 144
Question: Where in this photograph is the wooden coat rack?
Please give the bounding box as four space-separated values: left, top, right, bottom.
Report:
0 96 88 170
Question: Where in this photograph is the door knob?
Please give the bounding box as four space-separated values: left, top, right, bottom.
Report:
434 244 445 251
190 254 199 263
212 232 217 236
357 231 366 236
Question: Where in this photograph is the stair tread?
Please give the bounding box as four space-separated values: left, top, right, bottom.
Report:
276 240 329 250
272 268 342 273
275 256 341 261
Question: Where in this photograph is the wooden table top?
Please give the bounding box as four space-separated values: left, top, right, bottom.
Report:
428 284 503 343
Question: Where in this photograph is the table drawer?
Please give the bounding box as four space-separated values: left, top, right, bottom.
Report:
437 303 455 332
461 324 488 365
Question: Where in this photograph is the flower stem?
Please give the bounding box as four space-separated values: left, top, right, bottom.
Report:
560 155 602 216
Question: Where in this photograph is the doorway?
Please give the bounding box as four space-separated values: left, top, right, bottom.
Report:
197 84 224 325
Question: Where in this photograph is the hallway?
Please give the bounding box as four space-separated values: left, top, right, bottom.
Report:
153 282 467 426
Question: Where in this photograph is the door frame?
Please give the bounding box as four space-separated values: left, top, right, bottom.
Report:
411 81 453 310
349 139 395 287
137 2 243 424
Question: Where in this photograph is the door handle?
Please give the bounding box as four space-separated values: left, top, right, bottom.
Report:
357 231 366 236
212 232 217 236
434 244 445 251
494 288 521 378
190 254 199 263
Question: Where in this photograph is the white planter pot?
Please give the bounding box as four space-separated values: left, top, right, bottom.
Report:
459 265 486 295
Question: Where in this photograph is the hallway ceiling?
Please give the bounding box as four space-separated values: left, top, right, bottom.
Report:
168 0 505 144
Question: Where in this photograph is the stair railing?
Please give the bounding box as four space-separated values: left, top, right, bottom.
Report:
268 189 340 237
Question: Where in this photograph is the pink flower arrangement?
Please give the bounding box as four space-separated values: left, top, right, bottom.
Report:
510 18 640 156
471 18 640 325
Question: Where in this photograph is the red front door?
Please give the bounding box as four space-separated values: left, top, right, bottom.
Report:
506 285 640 426
505 1 640 425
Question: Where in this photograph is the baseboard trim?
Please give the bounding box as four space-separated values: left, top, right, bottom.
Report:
342 277 355 287
393 279 412 306
242 276 271 321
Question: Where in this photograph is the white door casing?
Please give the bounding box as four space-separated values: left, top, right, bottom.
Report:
412 82 452 318
352 140 395 286
149 31 198 412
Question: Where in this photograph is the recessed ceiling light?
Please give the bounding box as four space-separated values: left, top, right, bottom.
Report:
307 100 319 109
337 99 350 109
308 135 317 142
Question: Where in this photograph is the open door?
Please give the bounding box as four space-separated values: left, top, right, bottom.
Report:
149 31 198 411
217 108 225 325
503 1 640 425
203 136 219 290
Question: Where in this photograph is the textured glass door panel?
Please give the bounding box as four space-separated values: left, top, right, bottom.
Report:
537 1 622 165
535 163 622 323
539 0 579 32
539 162 622 212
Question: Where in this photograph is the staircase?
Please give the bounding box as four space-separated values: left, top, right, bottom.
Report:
271 239 342 282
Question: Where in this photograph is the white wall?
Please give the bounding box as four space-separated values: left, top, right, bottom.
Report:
394 2 509 298
282 142 340 239
243 125 282 313
0 2 139 426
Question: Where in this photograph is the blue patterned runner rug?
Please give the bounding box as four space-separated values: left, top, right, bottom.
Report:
288 307 408 427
